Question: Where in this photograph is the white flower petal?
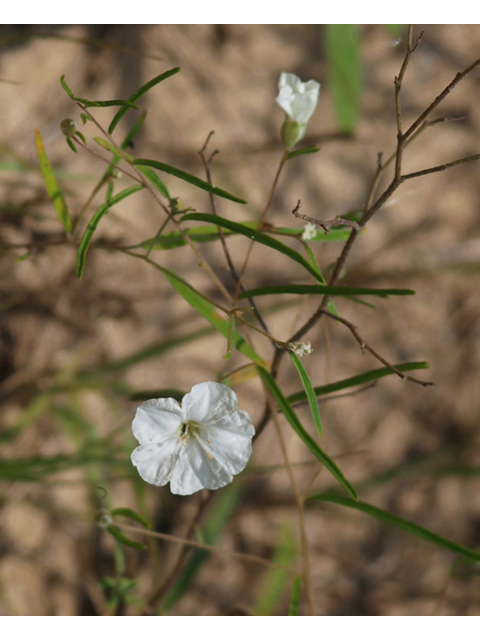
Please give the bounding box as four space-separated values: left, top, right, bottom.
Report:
131 439 180 486
195 422 252 475
170 439 232 494
182 381 239 425
276 72 320 126
132 397 185 446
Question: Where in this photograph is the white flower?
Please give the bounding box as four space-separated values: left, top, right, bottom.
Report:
276 73 321 126
288 341 313 357
131 381 255 496
301 222 317 241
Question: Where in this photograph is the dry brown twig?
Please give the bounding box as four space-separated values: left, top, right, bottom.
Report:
254 25 480 439
291 199 361 234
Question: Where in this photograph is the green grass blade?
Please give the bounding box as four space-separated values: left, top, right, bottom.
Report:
289 352 323 438
182 213 324 282
108 67 181 135
76 184 144 278
287 362 429 405
256 366 357 499
324 25 362 133
310 493 480 562
134 160 247 204
160 267 265 366
303 244 339 317
253 522 296 616
239 284 415 299
34 129 72 232
288 576 302 615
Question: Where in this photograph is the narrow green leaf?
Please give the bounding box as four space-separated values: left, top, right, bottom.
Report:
76 184 144 278
108 67 181 135
286 145 320 160
287 362 429 405
136 165 170 199
60 74 74 98
111 508 150 529
253 522 296 616
239 284 415 299
77 99 139 109
310 493 480 562
134 222 349 251
303 243 338 317
160 267 265 366
181 213 324 282
324 25 362 133
288 577 302 615
66 137 77 153
289 351 323 438
106 525 147 550
94 137 170 199
256 366 357 499
34 129 72 232
134 159 247 204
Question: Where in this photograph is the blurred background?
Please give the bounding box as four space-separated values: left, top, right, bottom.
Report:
1 24 480 615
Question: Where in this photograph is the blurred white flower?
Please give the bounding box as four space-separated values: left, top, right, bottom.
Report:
301 222 317 241
131 381 255 496
276 73 320 148
289 341 313 357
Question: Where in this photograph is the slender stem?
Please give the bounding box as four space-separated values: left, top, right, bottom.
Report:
234 151 287 300
76 105 233 304
113 522 296 574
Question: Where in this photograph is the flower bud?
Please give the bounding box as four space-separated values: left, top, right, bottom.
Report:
276 73 320 149
60 118 77 137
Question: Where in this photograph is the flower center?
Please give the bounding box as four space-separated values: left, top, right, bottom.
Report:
177 421 213 459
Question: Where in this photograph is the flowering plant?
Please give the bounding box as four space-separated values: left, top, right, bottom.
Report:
131 382 255 495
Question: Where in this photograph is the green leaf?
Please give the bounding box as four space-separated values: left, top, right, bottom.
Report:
94 137 170 199
160 267 265 366
303 244 338 317
66 137 77 153
256 366 357 500
181 213 324 282
106 525 147 550
34 129 72 232
134 160 247 204
239 284 415 299
287 361 429 405
108 67 181 135
76 184 144 278
286 145 320 160
324 24 362 133
111 508 150 529
310 493 480 562
76 99 139 109
136 165 170 199
288 577 302 615
289 352 323 438
60 74 74 98
253 522 296 616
